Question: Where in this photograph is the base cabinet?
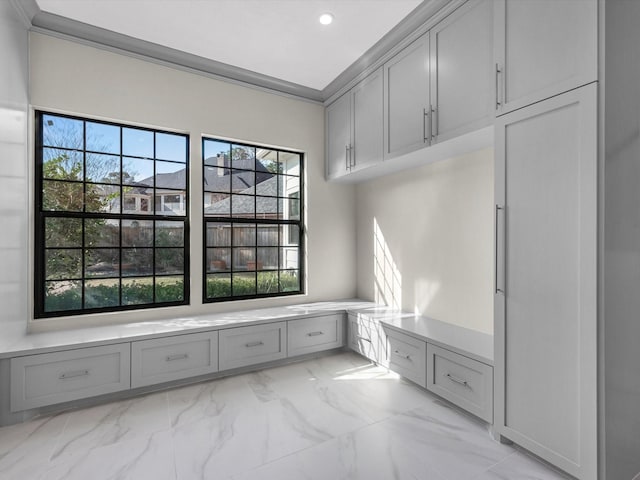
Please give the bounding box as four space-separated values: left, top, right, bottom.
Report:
288 314 344 357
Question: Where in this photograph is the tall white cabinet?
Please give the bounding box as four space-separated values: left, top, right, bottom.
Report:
494 84 598 480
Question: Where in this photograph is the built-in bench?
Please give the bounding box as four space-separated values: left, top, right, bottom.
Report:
0 300 493 427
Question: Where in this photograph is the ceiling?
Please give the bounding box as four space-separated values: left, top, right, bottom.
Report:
34 0 423 92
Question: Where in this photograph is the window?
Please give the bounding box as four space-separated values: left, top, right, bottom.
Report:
34 111 189 318
203 139 304 301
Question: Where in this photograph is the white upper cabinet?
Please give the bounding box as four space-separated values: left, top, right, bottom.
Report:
325 68 383 180
494 0 598 115
429 0 494 143
383 33 430 160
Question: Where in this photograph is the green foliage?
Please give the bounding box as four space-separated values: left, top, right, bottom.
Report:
206 271 299 299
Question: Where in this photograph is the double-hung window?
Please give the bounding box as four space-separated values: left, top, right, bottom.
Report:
34 111 189 317
203 138 304 301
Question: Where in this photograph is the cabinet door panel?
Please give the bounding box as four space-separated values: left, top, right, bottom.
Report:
352 67 383 172
430 0 493 142
495 0 597 114
326 92 351 179
383 33 430 159
494 84 597 479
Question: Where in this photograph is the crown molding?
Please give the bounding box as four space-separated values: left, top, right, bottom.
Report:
9 0 40 28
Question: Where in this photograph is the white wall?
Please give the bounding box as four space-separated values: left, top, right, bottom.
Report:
0 2 29 327
355 147 494 334
28 32 357 330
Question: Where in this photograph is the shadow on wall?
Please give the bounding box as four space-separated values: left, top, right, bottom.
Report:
373 218 401 309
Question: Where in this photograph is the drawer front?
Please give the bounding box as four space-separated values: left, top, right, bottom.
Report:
131 331 219 388
386 328 427 388
219 322 286 370
427 343 493 423
347 314 387 365
10 344 130 411
288 314 344 357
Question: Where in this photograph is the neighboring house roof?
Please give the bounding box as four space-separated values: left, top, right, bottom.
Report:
205 175 279 216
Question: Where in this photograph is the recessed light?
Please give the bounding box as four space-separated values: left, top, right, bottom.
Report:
319 13 334 25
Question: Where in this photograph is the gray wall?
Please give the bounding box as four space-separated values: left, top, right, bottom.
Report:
604 1 640 479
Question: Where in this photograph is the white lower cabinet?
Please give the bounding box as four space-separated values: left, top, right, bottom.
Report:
287 314 344 357
218 322 287 370
347 314 387 365
10 344 130 411
131 331 219 388
385 328 427 388
427 343 493 423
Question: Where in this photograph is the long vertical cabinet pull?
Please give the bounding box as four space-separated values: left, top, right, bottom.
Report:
431 105 438 142
345 145 351 171
495 204 505 295
495 63 502 110
423 108 430 144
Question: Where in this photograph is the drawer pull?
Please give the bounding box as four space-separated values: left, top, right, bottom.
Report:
356 336 372 343
307 331 324 337
393 350 412 361
165 353 189 362
444 373 470 389
59 369 89 380
245 341 264 348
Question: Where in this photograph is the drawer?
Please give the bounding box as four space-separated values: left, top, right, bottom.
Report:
219 322 286 370
131 331 219 388
347 314 387 365
10 344 130 411
427 343 493 423
288 314 344 357
386 328 427 388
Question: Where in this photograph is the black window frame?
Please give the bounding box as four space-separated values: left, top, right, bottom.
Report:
34 111 190 318
202 137 305 303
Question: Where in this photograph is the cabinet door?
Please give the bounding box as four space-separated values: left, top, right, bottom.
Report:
351 67 383 173
325 92 351 180
494 0 597 115
430 0 493 143
494 84 597 479
383 32 430 159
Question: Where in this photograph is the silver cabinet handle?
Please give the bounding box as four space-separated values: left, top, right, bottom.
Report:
307 331 324 337
59 369 89 380
245 341 264 348
495 204 505 295
356 336 372 343
393 350 411 361
423 108 430 143
345 145 350 171
495 63 502 110
444 373 470 388
166 353 189 362
431 105 438 141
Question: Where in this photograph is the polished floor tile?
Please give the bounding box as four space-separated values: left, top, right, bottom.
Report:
0 352 570 480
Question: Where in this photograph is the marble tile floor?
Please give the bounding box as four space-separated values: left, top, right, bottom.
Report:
0 352 570 480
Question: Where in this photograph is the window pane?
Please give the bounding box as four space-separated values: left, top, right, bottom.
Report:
85 279 120 308
155 191 184 216
232 272 256 296
278 174 300 197
280 270 300 292
206 248 230 272
85 219 119 248
280 152 300 176
231 145 255 170
206 222 231 246
255 174 277 196
206 273 231 299
156 220 184 247
85 249 120 278
86 153 120 184
123 127 153 158
203 140 230 167
233 224 256 246
45 280 82 312
257 247 278 270
156 161 186 189
156 132 187 162
156 248 184 274
86 122 120 154
45 218 82 247
233 247 255 270
43 148 83 181
257 150 279 174
155 276 184 302
204 193 230 217
122 219 153 247
42 180 84 212
85 184 121 214
43 115 83 150
204 166 230 193
257 225 278 246
46 249 82 280
231 170 255 191
231 194 255 217
257 271 279 295
281 246 299 269
122 248 153 276
123 157 154 186
283 224 300 246
257 196 277 219
122 277 154 305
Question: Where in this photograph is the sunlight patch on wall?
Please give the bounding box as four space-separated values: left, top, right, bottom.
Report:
413 278 441 316
373 218 401 309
